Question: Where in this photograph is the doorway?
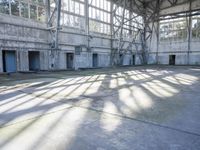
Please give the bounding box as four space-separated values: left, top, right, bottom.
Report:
119 54 123 65
132 55 135 65
66 53 74 69
93 53 98 68
29 51 40 71
169 55 176 65
2 50 16 73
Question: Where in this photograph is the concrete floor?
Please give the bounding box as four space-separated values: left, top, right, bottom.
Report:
0 66 200 150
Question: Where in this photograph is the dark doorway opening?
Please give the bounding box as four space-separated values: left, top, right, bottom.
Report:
2 50 16 73
119 54 123 65
29 51 40 71
169 55 176 65
66 53 74 69
93 53 98 68
132 55 135 65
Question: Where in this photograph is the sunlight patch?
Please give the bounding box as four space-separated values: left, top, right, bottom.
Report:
100 114 122 132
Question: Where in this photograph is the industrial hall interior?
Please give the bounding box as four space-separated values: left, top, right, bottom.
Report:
0 0 200 150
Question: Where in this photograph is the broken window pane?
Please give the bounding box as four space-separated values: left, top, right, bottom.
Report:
160 18 187 41
38 0 44 5
31 0 37 3
21 2 28 18
89 0 111 35
192 14 200 39
11 0 20 16
0 0 9 14
38 7 45 22
30 5 37 20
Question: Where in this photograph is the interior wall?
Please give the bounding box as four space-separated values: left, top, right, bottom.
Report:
0 1 199 73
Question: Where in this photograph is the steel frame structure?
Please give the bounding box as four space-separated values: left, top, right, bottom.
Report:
46 0 61 69
45 0 200 67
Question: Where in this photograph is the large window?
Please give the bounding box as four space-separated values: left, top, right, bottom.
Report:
11 0 20 16
0 0 10 14
0 0 45 22
60 0 85 29
160 17 187 41
130 13 143 40
21 2 29 18
113 4 142 40
89 0 111 35
113 5 130 38
192 13 200 39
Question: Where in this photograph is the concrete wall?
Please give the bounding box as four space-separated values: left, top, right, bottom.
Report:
98 53 111 67
75 52 92 69
1 3 199 73
149 38 200 65
148 22 200 65
0 14 113 73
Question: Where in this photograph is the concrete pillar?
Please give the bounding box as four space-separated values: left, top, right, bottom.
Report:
85 0 89 47
18 50 29 72
40 51 49 71
187 0 192 65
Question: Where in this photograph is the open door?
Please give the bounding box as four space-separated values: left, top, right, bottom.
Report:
3 50 16 73
66 53 74 69
93 53 98 68
29 51 40 71
119 54 123 65
169 55 176 65
132 55 135 65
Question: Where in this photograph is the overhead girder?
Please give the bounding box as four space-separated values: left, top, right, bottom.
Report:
159 0 200 16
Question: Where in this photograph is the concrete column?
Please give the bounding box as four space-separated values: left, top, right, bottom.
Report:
156 21 160 64
40 51 49 71
110 1 114 66
16 50 29 72
46 0 51 26
85 0 89 47
187 0 192 65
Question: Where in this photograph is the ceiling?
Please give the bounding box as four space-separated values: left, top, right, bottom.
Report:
110 0 200 20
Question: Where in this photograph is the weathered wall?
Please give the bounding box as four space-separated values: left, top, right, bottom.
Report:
75 52 93 69
1 2 199 73
0 14 113 73
148 21 200 65
0 14 50 72
147 0 200 66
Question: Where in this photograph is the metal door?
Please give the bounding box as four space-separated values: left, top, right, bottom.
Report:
67 53 74 69
3 51 16 73
93 54 98 67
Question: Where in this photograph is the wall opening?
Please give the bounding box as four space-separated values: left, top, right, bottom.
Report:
169 55 176 65
119 54 123 65
2 50 17 73
28 51 40 71
93 53 98 68
66 53 74 69
132 55 135 65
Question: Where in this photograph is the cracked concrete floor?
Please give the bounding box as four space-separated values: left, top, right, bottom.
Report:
0 66 200 150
